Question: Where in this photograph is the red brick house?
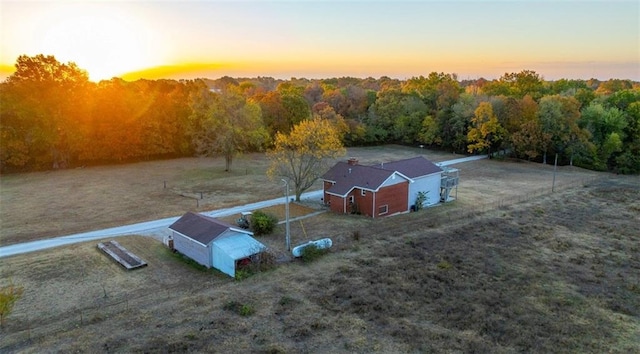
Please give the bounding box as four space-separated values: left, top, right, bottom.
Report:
321 158 412 218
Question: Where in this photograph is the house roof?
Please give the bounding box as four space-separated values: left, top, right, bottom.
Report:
169 212 252 245
321 156 443 197
321 161 404 196
374 156 443 178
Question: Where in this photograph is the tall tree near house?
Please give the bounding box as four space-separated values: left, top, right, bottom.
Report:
467 102 505 156
267 117 346 201
190 87 268 171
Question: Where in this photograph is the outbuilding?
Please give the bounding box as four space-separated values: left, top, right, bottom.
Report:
168 212 266 277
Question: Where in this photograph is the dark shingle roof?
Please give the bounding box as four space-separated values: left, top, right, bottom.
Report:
375 156 442 178
169 212 237 245
321 162 396 196
322 156 443 197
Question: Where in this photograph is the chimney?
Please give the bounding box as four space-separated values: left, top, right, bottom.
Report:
347 157 358 166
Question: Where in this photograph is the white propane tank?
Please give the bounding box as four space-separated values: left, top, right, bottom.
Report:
292 238 333 257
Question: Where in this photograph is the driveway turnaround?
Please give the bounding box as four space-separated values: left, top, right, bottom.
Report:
0 155 486 258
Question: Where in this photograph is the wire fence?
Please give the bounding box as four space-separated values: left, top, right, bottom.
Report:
1 281 213 349
1 175 606 348
434 175 604 227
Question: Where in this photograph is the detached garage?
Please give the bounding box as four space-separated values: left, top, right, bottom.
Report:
168 212 266 277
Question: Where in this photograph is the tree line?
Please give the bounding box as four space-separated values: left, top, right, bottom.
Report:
1 54 638 174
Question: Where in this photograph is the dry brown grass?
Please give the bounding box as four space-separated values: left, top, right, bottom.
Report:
1 146 638 353
0 145 456 246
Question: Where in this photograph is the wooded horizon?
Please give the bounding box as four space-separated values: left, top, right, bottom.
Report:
1 54 638 175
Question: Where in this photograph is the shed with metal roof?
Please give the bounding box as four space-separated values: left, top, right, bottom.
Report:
168 212 266 277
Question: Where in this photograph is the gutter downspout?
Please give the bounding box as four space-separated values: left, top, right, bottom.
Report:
373 191 376 219
343 196 346 214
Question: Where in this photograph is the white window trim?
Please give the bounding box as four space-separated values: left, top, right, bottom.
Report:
361 189 366 196
379 204 388 215
349 195 354 204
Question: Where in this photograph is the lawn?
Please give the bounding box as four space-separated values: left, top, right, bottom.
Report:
0 145 457 246
1 146 638 352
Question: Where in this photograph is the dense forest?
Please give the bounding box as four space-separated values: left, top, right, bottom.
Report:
1 54 639 174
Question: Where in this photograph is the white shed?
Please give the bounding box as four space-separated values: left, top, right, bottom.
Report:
168 212 266 277
377 156 443 209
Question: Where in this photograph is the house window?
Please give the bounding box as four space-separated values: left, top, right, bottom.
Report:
361 189 366 197
349 195 354 204
379 205 388 215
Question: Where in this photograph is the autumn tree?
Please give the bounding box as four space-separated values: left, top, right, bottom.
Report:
537 95 584 164
1 54 91 170
580 102 628 169
447 93 478 152
364 89 401 143
510 96 545 160
267 118 346 201
401 72 458 112
467 102 505 155
615 101 640 173
365 89 428 144
190 87 268 171
257 91 288 135
483 70 544 99
595 79 633 95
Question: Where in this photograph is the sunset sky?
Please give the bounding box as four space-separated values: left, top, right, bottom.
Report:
1 0 638 82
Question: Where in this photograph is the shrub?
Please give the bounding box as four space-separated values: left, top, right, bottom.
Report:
0 282 24 326
235 269 250 281
300 244 329 263
437 260 452 270
414 191 429 211
223 301 255 316
250 210 279 236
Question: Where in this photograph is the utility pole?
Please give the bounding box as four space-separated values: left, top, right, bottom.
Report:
281 179 291 251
